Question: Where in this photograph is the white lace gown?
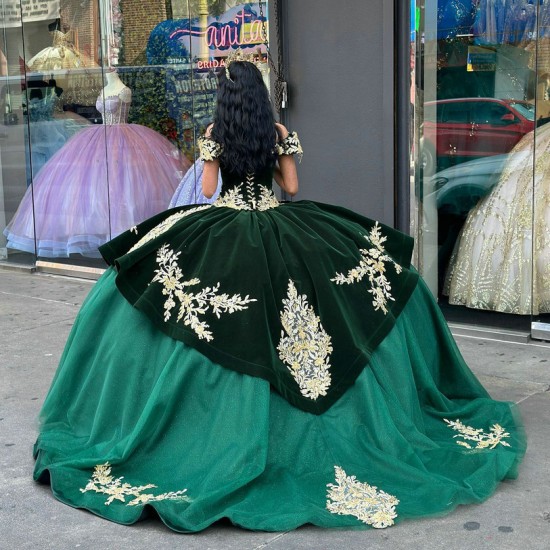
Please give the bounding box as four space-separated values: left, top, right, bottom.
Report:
444 124 550 315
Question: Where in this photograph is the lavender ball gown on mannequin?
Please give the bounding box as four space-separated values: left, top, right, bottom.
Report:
24 87 91 185
4 76 190 258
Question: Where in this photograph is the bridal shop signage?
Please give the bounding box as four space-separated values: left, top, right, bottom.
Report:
147 3 267 65
0 0 59 26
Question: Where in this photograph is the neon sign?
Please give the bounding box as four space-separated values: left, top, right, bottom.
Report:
169 9 265 50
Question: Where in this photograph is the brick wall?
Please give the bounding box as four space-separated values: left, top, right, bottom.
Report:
62 0 98 63
121 0 168 65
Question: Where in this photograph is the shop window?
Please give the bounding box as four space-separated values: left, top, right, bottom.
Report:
1 1 271 267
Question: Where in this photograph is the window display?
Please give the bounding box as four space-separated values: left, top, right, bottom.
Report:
0 1 270 265
4 68 188 258
414 0 549 334
444 123 550 315
23 79 90 185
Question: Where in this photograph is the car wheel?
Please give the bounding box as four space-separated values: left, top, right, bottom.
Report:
420 140 436 176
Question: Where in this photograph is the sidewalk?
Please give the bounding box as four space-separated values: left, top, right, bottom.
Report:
1 269 549 550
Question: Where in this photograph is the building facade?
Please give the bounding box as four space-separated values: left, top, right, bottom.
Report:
1 0 548 340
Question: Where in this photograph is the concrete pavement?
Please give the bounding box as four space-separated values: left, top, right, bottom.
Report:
1 269 549 550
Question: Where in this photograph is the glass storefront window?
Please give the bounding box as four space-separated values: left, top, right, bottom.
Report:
412 0 549 338
1 1 270 268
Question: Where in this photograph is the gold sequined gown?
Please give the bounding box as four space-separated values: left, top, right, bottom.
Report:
445 124 550 314
27 30 96 71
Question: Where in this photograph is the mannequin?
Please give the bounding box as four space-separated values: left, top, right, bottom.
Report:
102 68 128 98
4 73 191 258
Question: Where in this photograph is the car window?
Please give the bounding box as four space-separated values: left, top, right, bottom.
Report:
440 102 471 123
473 102 510 125
510 101 535 121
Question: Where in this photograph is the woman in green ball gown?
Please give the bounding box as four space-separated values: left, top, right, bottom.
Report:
34 53 525 532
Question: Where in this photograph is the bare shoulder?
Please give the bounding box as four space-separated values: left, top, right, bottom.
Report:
205 123 214 137
275 122 289 140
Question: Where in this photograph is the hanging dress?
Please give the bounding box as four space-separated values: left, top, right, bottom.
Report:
169 159 222 207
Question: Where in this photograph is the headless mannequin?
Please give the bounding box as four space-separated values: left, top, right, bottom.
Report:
102 69 129 99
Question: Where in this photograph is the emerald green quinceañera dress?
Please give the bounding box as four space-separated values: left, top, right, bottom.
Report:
34 133 525 532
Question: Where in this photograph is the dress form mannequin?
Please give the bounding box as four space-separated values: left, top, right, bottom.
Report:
102 69 128 98
4 67 190 257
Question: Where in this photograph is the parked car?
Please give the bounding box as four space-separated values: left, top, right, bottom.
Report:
420 97 535 173
424 153 510 294
427 153 509 216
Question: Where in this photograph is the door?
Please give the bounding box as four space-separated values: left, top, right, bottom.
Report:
280 0 396 225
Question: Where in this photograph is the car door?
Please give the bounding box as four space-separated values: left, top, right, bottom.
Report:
436 101 474 160
471 101 525 156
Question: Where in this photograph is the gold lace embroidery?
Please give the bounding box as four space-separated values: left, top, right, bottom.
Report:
213 184 250 210
213 178 279 211
80 463 190 506
444 419 511 450
128 206 211 253
277 280 332 400
152 244 256 341
198 136 224 161
275 131 303 162
326 466 399 529
331 222 403 314
256 185 281 210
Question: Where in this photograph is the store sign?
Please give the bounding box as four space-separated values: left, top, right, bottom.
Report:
147 3 267 65
467 46 496 72
0 0 60 27
169 9 265 49
143 3 269 158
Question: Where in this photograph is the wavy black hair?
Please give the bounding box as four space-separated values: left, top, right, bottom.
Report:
211 61 276 177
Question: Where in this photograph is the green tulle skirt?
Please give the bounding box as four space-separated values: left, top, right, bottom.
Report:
34 268 525 532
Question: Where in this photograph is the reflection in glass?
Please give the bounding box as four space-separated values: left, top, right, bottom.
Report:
443 124 549 315
415 0 548 325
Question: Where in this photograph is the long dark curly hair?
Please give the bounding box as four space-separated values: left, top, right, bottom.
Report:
211 61 276 177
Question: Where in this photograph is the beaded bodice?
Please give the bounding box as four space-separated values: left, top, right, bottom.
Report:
96 87 131 125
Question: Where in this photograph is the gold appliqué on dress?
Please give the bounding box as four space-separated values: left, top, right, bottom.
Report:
130 226 138 234
213 183 250 210
128 206 211 253
80 463 190 506
444 418 511 450
198 136 224 161
331 222 403 314
277 280 332 400
274 131 303 162
326 466 399 529
256 185 281 210
213 175 279 211
152 244 256 341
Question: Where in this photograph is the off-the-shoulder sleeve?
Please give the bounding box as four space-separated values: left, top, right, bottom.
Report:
274 131 303 161
198 136 224 161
